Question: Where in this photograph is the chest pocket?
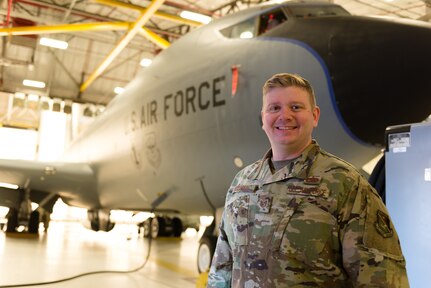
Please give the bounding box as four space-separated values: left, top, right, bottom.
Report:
226 185 255 246
270 184 337 267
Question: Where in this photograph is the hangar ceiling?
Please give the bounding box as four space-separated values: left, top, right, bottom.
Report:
0 0 430 108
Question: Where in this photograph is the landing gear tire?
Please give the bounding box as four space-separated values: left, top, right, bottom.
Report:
90 219 99 231
172 217 183 237
6 208 18 233
151 217 166 238
142 219 151 238
28 210 40 234
197 236 217 273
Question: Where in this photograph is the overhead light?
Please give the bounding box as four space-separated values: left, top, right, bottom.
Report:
140 58 152 67
23 79 46 88
114 87 125 94
180 10 212 24
0 182 19 189
39 37 68 50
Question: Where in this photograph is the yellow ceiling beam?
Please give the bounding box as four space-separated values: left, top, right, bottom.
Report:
0 22 171 49
94 0 202 27
80 0 167 92
139 27 170 49
0 22 132 36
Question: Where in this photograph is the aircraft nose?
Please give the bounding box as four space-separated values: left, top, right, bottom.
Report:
325 17 431 146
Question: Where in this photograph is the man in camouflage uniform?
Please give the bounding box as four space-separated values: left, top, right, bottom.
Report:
207 73 408 287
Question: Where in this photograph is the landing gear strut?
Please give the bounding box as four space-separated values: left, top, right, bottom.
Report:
5 208 41 234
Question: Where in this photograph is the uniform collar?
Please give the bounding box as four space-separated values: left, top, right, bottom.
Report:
250 140 320 184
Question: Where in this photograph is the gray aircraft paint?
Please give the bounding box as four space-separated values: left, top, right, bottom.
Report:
62 27 379 215
0 1 429 221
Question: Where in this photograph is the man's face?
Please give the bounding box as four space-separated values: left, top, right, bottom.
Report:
261 86 320 160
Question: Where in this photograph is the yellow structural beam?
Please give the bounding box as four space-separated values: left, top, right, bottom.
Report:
0 22 131 36
0 22 171 49
95 0 202 27
80 0 167 92
139 27 170 49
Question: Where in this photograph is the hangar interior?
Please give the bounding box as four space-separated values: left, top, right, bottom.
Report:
0 0 429 159
0 0 430 287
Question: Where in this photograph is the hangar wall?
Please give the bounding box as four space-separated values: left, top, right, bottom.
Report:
0 91 104 161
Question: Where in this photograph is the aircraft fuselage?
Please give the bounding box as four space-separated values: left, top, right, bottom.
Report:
59 1 431 216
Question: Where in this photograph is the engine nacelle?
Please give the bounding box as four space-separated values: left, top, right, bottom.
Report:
82 209 115 232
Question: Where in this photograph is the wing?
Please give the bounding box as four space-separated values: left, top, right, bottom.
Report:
0 158 99 210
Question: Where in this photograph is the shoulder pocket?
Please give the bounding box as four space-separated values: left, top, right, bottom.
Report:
363 191 404 261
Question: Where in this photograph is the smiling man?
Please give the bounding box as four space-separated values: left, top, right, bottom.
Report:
207 73 409 287
261 77 320 161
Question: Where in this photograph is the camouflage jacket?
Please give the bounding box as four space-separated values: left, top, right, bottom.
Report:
207 141 408 287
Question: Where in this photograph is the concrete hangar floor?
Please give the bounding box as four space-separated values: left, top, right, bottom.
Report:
0 221 205 288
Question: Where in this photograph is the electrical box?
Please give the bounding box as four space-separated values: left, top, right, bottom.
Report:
385 121 431 288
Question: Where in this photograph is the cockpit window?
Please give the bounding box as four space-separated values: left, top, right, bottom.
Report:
222 17 256 39
289 6 350 18
258 9 287 35
220 8 287 39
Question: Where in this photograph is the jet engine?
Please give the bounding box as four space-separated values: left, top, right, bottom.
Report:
82 209 115 232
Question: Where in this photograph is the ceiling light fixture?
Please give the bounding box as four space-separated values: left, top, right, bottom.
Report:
0 182 19 189
180 11 212 24
39 37 68 50
114 87 125 94
23 79 46 88
140 58 153 67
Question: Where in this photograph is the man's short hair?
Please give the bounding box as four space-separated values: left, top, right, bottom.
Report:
262 73 317 108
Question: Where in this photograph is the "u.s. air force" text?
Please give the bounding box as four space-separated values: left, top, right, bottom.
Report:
132 76 226 128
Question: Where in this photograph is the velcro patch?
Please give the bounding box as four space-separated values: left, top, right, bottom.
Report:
257 195 273 213
304 176 322 185
233 185 257 193
287 184 328 197
375 210 393 238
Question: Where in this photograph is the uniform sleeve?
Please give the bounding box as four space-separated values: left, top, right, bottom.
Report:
207 210 233 288
339 176 409 287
